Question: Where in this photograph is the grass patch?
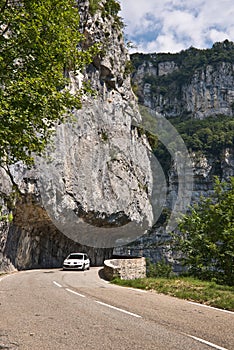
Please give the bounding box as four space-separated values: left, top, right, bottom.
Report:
111 277 234 311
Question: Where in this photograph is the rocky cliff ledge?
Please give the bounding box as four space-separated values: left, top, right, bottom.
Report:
0 0 156 271
114 42 234 263
131 41 234 119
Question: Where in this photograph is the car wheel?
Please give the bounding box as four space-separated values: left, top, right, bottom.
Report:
82 264 85 271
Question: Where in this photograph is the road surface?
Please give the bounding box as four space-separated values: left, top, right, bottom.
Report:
0 268 233 349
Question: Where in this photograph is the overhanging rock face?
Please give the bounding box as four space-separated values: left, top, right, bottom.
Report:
0 1 158 271
36 95 158 248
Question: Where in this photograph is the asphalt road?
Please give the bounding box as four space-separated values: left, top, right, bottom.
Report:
0 268 233 350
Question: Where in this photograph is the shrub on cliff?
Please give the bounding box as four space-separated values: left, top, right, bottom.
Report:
0 0 99 165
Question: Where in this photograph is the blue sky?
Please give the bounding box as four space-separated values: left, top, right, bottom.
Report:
119 0 234 53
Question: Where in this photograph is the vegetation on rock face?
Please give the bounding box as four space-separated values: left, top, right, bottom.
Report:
102 0 123 29
169 115 233 155
138 105 234 179
131 39 234 76
131 39 234 103
0 0 99 166
131 43 234 290
172 177 234 286
133 40 234 177
89 0 123 29
89 0 100 15
102 0 121 17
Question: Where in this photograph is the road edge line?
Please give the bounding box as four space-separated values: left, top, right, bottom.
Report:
186 334 228 350
95 300 142 318
53 281 62 288
65 288 86 298
188 301 234 315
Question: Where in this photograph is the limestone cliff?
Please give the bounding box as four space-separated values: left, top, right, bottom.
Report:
0 0 156 271
114 41 234 263
131 41 234 119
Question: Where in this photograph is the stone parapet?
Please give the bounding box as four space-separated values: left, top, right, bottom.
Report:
104 257 146 280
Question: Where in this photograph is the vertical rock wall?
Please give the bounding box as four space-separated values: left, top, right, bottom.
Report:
132 53 234 119
0 1 155 271
115 45 234 264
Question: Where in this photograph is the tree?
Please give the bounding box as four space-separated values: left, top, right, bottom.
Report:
0 0 99 165
172 177 234 285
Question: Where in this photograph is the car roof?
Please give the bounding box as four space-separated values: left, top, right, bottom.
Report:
69 252 86 255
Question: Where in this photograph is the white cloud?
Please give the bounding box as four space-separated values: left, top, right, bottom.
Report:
119 0 234 53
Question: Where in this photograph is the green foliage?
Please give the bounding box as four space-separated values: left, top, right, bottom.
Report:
89 0 100 15
172 177 234 286
149 114 233 178
111 276 234 311
124 60 134 78
102 0 123 29
136 125 158 152
131 40 234 73
131 40 234 100
0 210 13 222
103 0 121 17
89 0 123 28
0 0 99 165
132 43 234 175
169 115 234 156
100 130 108 142
136 105 159 151
146 259 173 278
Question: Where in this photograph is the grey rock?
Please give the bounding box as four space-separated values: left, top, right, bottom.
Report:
133 59 234 119
116 52 234 264
0 0 155 271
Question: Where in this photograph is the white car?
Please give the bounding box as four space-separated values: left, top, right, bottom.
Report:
63 253 90 271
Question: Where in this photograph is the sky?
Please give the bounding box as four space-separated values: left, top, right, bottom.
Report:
119 0 234 53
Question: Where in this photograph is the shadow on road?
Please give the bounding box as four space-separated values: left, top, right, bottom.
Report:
98 268 109 281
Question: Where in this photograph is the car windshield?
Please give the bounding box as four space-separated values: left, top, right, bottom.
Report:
68 254 84 260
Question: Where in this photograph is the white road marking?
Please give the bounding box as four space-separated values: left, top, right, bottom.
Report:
53 281 62 288
188 301 234 315
95 300 142 318
101 281 146 293
65 288 86 298
126 287 147 293
187 335 228 350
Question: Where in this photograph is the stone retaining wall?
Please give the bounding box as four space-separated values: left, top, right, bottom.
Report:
103 257 146 280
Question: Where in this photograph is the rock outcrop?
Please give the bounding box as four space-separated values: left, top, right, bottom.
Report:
114 42 234 263
1 9 233 271
131 42 234 119
0 0 156 271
